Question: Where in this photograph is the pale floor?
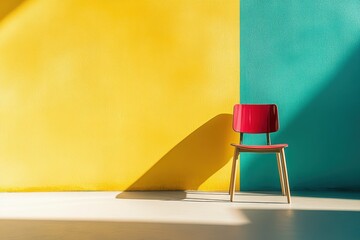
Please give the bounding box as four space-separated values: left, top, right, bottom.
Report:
0 191 359 240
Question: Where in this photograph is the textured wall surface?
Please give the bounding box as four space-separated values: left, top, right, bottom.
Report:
0 0 239 191
240 0 360 191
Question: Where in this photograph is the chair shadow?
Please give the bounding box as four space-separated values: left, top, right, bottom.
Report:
116 191 231 202
117 114 237 200
116 190 289 204
229 191 290 204
116 191 187 201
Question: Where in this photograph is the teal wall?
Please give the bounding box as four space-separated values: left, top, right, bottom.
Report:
240 1 360 191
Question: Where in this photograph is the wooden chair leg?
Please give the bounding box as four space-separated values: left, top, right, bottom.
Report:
276 152 285 196
229 148 239 202
229 148 238 195
280 148 291 203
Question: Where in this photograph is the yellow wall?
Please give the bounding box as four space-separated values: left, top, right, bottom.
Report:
0 0 239 191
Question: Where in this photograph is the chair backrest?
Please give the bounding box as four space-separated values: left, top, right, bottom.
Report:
233 104 279 134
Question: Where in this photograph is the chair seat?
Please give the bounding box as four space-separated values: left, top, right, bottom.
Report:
231 143 288 152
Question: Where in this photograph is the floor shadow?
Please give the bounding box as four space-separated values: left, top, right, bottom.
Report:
116 191 187 201
0 0 26 23
116 191 288 203
0 209 358 239
116 191 230 202
238 209 360 240
0 219 242 240
241 43 360 193
234 200 286 205
117 114 237 200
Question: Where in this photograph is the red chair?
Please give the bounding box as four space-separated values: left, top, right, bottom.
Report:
229 104 291 203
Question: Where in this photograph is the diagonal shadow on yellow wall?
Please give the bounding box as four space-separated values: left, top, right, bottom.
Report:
117 114 238 199
0 0 26 23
